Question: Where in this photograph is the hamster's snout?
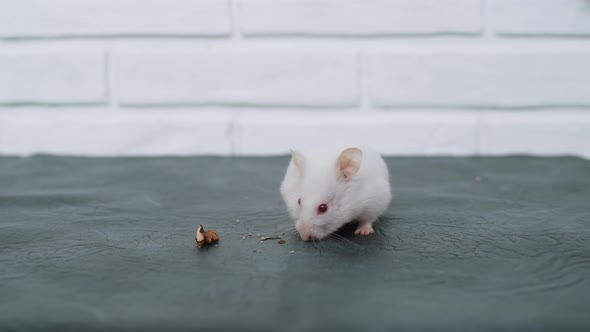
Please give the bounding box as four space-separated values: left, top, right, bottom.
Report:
298 228 312 241
296 221 314 241
297 221 328 241
299 233 311 241
299 232 320 242
299 233 321 242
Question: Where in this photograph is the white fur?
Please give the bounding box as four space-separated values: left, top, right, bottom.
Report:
280 146 392 241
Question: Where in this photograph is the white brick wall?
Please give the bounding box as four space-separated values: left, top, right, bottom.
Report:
0 0 589 157
368 52 590 107
240 0 482 35
113 51 358 106
492 0 590 36
0 0 231 37
0 52 105 104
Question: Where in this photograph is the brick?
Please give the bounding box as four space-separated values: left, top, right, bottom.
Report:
113 51 358 107
240 0 482 36
479 111 590 157
0 52 105 104
492 0 590 36
0 109 232 156
0 0 230 38
234 111 478 155
368 52 590 108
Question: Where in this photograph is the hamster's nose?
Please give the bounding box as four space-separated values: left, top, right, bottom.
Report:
297 223 313 241
300 233 318 242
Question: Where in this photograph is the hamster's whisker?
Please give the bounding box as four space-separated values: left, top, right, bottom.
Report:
320 238 339 248
326 233 362 249
310 237 321 250
277 224 297 231
322 237 348 249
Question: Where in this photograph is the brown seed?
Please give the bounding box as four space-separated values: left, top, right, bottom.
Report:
278 240 286 244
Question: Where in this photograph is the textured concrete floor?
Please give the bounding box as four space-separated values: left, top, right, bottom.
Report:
1 156 589 331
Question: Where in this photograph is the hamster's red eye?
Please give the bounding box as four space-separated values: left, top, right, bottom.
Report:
298 198 301 205
317 203 328 214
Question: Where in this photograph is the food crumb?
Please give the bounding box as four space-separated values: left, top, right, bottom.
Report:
289 250 295 254
260 236 281 241
281 232 286 235
195 225 220 248
278 240 286 244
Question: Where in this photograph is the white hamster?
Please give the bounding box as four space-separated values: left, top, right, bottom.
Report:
280 147 392 241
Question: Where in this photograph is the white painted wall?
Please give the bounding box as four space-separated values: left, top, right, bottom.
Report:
1 0 589 157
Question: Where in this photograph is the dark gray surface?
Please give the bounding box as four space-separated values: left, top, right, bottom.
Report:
0 155 589 331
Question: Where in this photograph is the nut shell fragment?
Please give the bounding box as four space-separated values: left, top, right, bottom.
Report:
196 224 220 247
260 236 281 241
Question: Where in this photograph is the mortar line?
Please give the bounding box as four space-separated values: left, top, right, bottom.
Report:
482 0 494 39
358 49 370 112
103 50 115 108
231 0 242 40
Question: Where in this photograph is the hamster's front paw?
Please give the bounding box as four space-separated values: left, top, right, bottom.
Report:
354 221 374 236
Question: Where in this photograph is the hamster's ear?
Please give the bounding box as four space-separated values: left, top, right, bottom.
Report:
336 147 362 180
290 149 305 173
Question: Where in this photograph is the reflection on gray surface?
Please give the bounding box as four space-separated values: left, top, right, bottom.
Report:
0 156 589 331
